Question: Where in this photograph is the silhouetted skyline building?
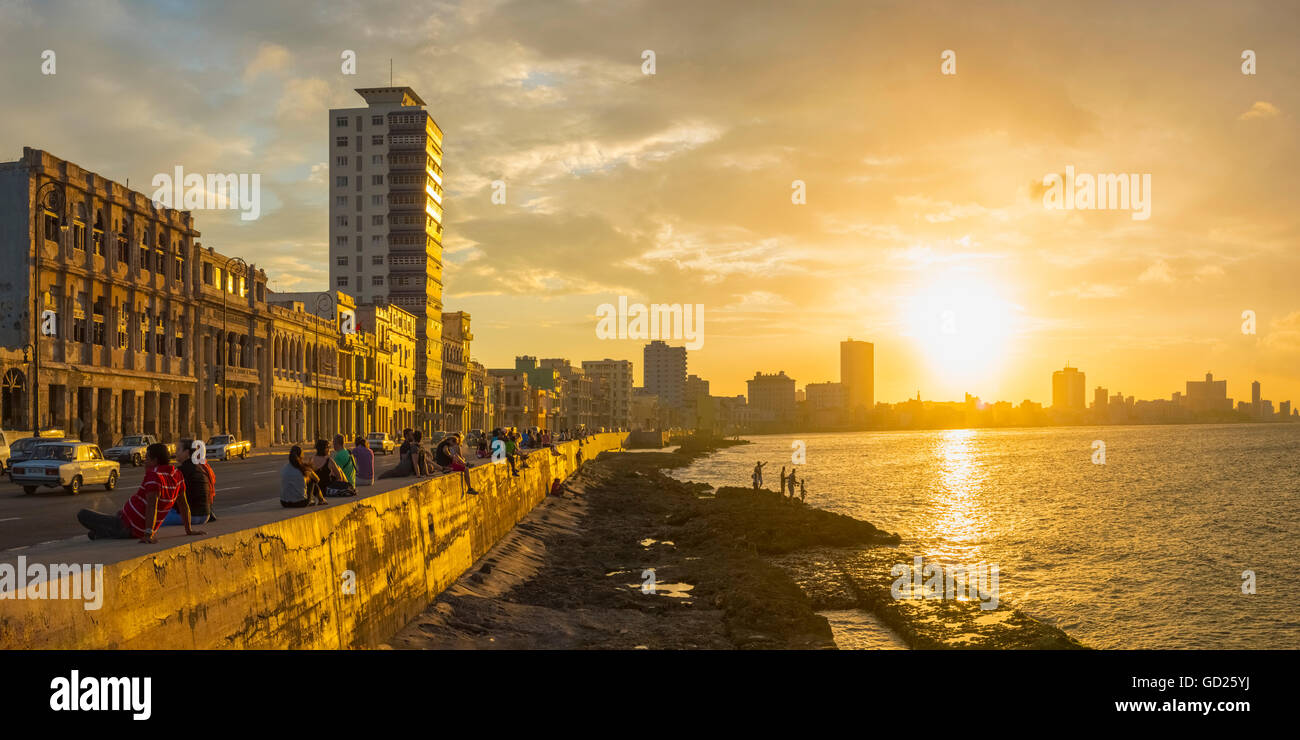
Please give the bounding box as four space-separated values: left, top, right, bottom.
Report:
1052 364 1086 410
840 338 874 411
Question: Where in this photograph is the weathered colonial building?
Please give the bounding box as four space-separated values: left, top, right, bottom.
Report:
440 310 471 433
0 147 274 447
0 148 425 450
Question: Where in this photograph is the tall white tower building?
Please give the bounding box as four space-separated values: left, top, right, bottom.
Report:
328 86 446 430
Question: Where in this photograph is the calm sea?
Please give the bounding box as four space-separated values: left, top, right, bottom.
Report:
668 424 1300 649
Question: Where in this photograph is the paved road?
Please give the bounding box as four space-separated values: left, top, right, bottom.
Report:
0 450 410 551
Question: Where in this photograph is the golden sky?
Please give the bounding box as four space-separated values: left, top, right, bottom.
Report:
3 0 1297 405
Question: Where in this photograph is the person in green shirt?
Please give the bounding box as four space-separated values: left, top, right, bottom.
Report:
331 434 357 489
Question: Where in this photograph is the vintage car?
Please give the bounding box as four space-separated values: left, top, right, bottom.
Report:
103 434 176 466
206 434 251 461
366 432 396 455
10 441 120 495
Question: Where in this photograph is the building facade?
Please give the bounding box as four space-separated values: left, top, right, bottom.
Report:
582 358 633 431
328 86 446 435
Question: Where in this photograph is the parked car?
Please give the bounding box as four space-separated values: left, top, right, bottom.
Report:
5 432 73 478
104 434 176 466
11 441 119 495
206 434 251 461
367 432 396 455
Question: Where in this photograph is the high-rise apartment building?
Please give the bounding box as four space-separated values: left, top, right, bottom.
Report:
328 86 445 432
840 338 874 411
1051 365 1086 410
643 340 687 409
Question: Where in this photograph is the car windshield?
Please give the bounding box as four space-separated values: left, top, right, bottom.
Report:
119 436 144 446
12 438 38 452
368 433 384 439
207 436 230 444
34 445 74 461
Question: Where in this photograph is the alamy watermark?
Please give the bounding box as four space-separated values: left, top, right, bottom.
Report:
891 556 1000 610
1041 165 1151 221
151 166 261 220
595 296 704 350
0 556 103 610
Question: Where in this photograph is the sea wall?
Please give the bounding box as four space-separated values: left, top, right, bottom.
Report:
0 433 623 649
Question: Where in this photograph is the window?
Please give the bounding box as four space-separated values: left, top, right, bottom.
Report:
336 117 347 127
336 277 349 287
335 236 349 246
335 156 348 166
336 136 348 147
371 115 383 125
372 175 384 185
372 215 384 225
175 254 184 282
336 196 347 206
371 195 384 206
202 262 214 285
92 298 106 346
372 135 383 145
372 155 383 165
155 317 166 354
336 176 348 187
336 256 348 266
372 276 384 286
337 216 349 226
139 245 150 272
372 255 384 265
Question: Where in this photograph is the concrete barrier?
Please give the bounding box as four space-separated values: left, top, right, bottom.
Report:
0 433 623 649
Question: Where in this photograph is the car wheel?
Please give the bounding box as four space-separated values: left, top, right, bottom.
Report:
131 453 141 467
65 476 82 496
105 471 118 492
241 449 247 459
22 485 35 495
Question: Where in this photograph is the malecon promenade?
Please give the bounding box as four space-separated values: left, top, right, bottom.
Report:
0 434 624 649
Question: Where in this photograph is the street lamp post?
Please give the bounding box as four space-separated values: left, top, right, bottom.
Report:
31 180 68 437
218 256 248 435
313 292 334 442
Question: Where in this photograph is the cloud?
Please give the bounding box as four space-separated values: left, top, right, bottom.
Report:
1138 260 1175 283
1238 101 1281 121
243 43 291 83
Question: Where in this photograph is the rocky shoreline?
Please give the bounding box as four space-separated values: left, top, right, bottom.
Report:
387 439 1086 650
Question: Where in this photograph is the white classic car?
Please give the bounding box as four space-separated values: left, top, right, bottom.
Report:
10 441 120 495
205 434 251 461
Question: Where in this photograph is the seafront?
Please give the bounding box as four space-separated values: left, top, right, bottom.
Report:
390 439 1085 649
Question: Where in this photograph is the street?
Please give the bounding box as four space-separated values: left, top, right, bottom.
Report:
0 450 409 551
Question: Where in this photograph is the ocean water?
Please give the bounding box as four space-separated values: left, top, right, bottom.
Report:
668 424 1300 649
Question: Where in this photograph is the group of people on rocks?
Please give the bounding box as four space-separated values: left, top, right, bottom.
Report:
751 460 806 502
73 427 594 543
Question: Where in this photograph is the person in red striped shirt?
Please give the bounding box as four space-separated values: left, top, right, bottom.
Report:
76 443 205 543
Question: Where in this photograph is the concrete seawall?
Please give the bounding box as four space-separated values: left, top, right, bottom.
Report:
0 433 624 649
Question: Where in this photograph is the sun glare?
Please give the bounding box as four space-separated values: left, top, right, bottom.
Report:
900 271 1020 393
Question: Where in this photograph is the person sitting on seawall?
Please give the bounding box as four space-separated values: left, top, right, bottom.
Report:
379 429 417 479
281 445 326 507
491 428 518 477
434 433 480 496
412 430 436 476
327 435 358 496
352 436 374 487
163 438 213 527
476 434 490 459
310 439 347 495
76 443 202 542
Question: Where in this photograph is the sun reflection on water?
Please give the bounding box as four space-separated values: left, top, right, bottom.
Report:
922 429 989 562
